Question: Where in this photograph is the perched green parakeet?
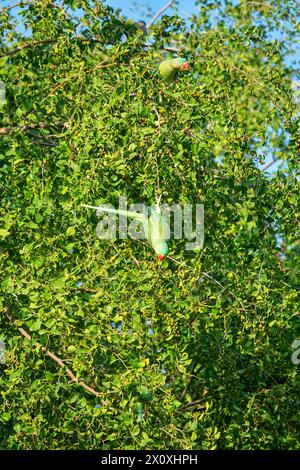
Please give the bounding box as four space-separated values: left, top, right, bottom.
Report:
158 57 190 84
81 201 169 260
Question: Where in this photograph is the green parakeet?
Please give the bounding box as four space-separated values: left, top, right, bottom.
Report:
81 201 169 260
158 57 190 84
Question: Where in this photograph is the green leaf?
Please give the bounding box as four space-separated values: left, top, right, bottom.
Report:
0 229 10 238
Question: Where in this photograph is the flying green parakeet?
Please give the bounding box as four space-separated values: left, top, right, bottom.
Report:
158 57 190 84
81 201 169 260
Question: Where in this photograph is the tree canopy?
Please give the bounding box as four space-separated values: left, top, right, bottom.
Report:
0 0 299 450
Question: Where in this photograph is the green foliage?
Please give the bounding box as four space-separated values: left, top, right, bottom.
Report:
0 0 299 450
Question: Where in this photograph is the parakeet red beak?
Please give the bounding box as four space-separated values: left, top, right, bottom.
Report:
180 62 190 70
158 255 165 261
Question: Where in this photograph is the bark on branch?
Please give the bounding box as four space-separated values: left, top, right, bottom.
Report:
0 122 66 135
0 1 31 15
146 0 175 30
4 307 100 398
0 39 56 57
261 159 278 172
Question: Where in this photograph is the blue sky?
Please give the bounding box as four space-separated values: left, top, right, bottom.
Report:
107 0 199 22
1 0 198 21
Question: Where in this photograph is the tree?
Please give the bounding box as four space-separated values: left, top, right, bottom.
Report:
0 0 299 450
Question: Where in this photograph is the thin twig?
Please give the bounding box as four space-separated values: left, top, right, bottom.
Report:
147 0 175 29
261 159 278 172
2 36 181 58
161 46 182 53
1 126 59 146
48 1 68 14
0 39 55 57
229 64 283 113
0 127 11 135
144 44 182 53
1 36 103 58
0 122 65 135
45 79 69 99
43 62 114 101
32 139 58 147
202 272 247 312
178 398 206 411
247 2 299 29
178 362 200 400
153 107 161 134
0 1 31 15
41 161 44 190
0 1 68 16
247 1 273 9
4 307 100 398
0 124 40 134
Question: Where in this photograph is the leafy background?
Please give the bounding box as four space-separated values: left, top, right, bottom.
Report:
0 0 299 449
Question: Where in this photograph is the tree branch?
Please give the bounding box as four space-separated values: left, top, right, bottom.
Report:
247 2 299 28
0 122 65 135
45 78 69 98
0 39 56 57
0 127 11 135
0 1 31 15
261 159 278 172
229 63 282 113
0 1 68 16
163 45 182 53
146 0 175 30
2 36 182 58
178 398 206 411
178 362 201 401
202 272 247 312
4 307 100 398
